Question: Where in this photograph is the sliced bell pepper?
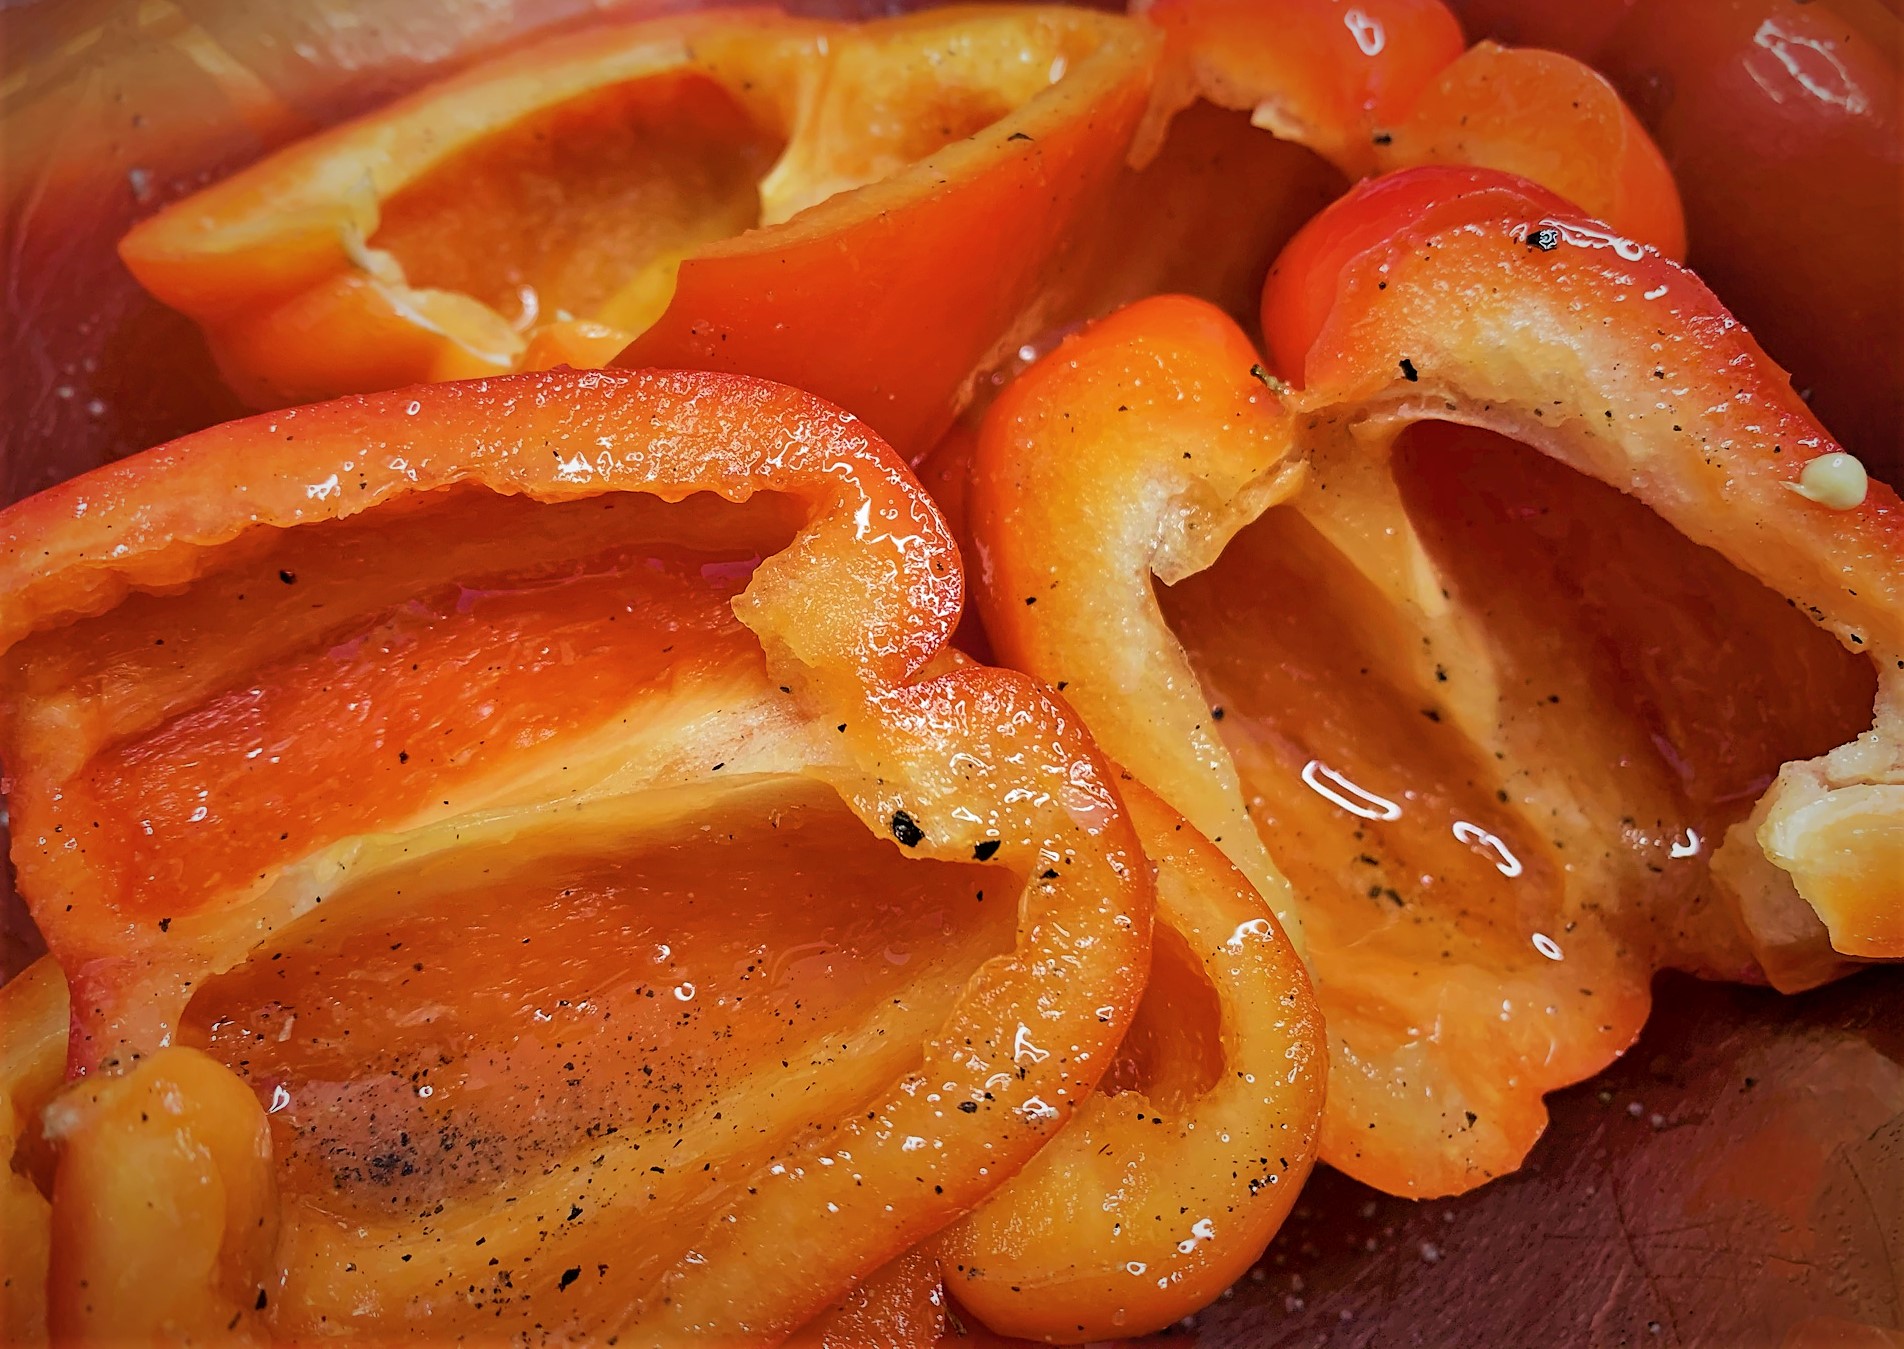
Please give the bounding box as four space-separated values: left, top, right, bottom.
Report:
45 1045 278 1344
0 368 1156 1340
117 7 1158 460
786 1248 947 1349
938 781 1322 1342
1135 0 1465 177
1134 0 1686 256
781 779 1323 1345
971 170 1902 1197
1367 40 1684 257
1447 0 1903 477
0 960 63 1343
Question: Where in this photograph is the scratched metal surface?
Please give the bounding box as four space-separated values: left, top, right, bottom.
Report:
2 4 1899 1346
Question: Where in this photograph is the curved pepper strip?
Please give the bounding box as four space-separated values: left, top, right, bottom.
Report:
938 782 1322 1342
0 368 1152 1339
781 781 1322 1344
1447 0 1902 476
117 7 1157 459
973 175 1902 1197
1133 0 1685 255
788 1248 947 1349
1134 0 1464 176
1262 165 1904 972
46 1047 279 1344
0 960 63 1342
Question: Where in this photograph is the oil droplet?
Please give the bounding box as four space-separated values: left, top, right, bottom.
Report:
673 982 697 1002
1531 932 1564 961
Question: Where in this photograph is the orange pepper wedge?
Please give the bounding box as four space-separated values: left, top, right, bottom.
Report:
788 1248 948 1348
1134 0 1465 176
1133 0 1685 256
117 7 1159 460
970 173 1902 1197
1368 40 1686 258
939 781 1322 1341
782 778 1323 1344
0 960 63 1343
1262 165 1904 974
0 368 1155 1340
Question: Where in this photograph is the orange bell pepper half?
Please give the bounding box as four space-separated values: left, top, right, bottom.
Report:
0 368 1167 1340
785 779 1322 1344
939 781 1322 1341
1448 0 1902 480
971 170 1903 1198
116 7 1158 460
1135 0 1685 256
1136 0 1465 176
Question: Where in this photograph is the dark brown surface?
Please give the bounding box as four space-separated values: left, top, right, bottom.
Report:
2 3 1899 1345
1188 970 1904 1348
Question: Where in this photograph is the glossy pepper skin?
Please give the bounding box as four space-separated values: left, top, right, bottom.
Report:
0 368 1166 1341
783 776 1322 1345
972 170 1903 1198
1134 0 1686 256
117 7 1159 459
939 780 1323 1341
1445 0 1902 477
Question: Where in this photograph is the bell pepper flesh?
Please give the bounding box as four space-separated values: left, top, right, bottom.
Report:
1368 41 1686 258
612 8 1159 460
973 165 1903 1196
1136 0 1686 256
1268 162 1903 1017
0 368 1158 1340
118 7 1159 462
45 1046 278 1344
940 782 1322 1341
0 961 64 1343
1447 0 1904 480
1135 0 1465 177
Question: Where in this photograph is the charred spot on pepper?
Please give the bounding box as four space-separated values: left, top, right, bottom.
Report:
1526 226 1561 252
278 569 298 584
890 810 925 847
972 839 1001 862
1398 358 1419 382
